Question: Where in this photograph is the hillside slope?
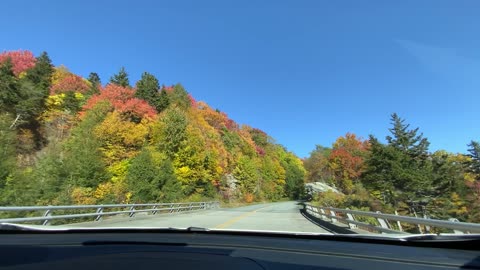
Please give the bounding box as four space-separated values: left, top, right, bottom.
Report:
0 50 305 206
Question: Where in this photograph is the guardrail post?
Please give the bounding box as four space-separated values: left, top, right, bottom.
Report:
345 210 357 229
169 203 174 213
448 218 465 234
152 205 158 215
189 203 193 211
423 214 431 233
394 211 403 232
330 210 338 223
375 211 391 233
320 209 327 220
129 206 135 217
95 207 103 221
411 208 423 233
42 209 52 226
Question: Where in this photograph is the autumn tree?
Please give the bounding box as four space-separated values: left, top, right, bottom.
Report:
109 67 130 87
0 50 36 76
328 133 368 194
50 74 89 94
233 155 259 201
304 145 332 183
279 149 306 199
82 84 157 121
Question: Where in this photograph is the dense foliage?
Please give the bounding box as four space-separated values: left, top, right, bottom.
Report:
304 114 480 223
0 50 305 206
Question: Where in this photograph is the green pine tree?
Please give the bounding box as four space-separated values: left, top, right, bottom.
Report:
0 59 19 114
386 113 430 159
135 72 160 108
467 140 480 180
157 108 188 159
171 83 190 109
25 51 54 92
126 149 160 203
0 114 16 188
87 72 101 94
109 67 130 87
157 88 170 112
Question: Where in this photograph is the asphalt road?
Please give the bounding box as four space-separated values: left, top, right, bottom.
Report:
66 201 330 234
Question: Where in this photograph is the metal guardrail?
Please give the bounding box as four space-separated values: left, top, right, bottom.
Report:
305 204 480 234
0 201 220 225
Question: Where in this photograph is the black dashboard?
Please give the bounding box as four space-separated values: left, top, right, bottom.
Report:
1 230 479 270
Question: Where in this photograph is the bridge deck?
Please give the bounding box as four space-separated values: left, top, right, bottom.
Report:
65 201 331 234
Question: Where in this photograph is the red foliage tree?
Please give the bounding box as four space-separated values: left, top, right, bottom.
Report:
188 94 197 107
83 84 157 119
329 133 369 182
50 74 89 94
0 50 36 76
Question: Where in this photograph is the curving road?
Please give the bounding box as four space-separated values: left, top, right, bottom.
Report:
66 201 330 234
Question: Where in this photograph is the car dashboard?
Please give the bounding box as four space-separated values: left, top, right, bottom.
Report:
0 229 479 270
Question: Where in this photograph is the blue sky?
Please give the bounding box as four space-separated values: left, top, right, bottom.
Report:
1 0 479 157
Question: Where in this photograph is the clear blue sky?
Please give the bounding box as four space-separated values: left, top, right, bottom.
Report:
1 0 479 158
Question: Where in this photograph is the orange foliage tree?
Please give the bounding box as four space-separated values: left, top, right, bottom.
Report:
328 133 369 193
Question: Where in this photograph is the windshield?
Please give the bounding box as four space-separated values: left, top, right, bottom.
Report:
0 0 479 238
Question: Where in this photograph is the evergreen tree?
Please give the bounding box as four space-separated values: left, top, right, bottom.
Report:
0 114 16 188
0 60 20 117
25 51 54 92
109 67 130 87
88 72 101 87
87 72 101 94
157 108 188 159
63 91 81 113
126 149 160 202
135 71 159 108
467 141 480 180
157 158 182 202
17 52 53 127
363 129 433 206
386 113 429 159
157 88 170 112
171 83 190 109
63 102 110 188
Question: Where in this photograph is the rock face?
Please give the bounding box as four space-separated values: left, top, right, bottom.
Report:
305 182 342 195
225 174 238 191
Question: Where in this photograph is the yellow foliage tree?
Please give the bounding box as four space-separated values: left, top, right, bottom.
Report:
94 111 151 164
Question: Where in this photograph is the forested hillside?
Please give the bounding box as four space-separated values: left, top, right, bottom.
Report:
0 50 306 206
304 114 480 223
1 49 479 225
